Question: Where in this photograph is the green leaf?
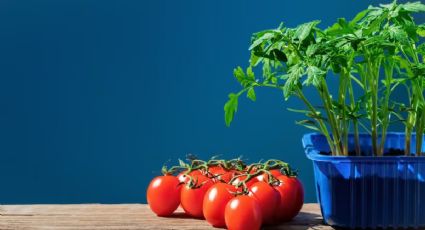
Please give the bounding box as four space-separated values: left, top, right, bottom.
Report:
282 64 304 99
271 49 287 62
247 87 256 101
417 25 425 37
246 66 255 80
306 44 319 57
304 66 324 87
417 43 425 55
233 66 253 88
401 2 425 12
293 20 320 43
295 120 320 131
224 93 239 127
350 9 370 26
249 32 276 50
388 26 408 43
234 67 245 83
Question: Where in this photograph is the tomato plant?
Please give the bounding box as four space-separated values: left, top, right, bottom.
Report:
225 195 262 230
248 181 280 224
180 174 214 218
203 183 236 227
146 175 181 217
274 175 304 222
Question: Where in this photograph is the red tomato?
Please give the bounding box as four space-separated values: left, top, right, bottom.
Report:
180 174 214 218
274 175 304 222
203 183 237 227
178 170 203 184
224 195 262 230
207 166 235 183
231 175 259 189
248 181 281 225
256 169 283 182
146 175 181 216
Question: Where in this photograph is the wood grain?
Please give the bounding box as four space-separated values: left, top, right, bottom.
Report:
0 203 331 230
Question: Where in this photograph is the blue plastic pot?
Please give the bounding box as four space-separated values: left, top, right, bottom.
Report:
303 132 425 229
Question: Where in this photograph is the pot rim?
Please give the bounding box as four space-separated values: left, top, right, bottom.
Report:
303 132 425 162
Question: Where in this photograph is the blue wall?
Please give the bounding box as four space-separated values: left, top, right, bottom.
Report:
0 0 420 204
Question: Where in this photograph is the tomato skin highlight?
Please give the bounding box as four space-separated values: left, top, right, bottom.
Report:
225 195 262 230
231 175 259 189
180 175 214 218
203 183 237 227
177 170 204 184
146 175 181 217
248 181 281 225
274 175 304 222
256 169 283 182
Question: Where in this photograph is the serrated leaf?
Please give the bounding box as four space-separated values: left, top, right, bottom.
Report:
304 66 324 87
246 66 255 80
306 44 319 57
250 52 260 66
401 2 425 12
283 64 304 99
247 87 256 101
272 49 287 62
350 9 370 26
388 26 408 43
293 20 320 43
249 32 276 50
224 93 239 126
417 25 425 37
233 67 245 82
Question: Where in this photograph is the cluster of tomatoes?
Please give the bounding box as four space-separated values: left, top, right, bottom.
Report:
146 158 304 230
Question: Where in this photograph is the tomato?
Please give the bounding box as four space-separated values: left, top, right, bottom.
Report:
178 170 203 184
231 175 259 189
274 175 304 222
208 166 235 183
256 169 283 182
203 183 237 227
224 195 262 230
146 175 181 217
248 181 281 225
180 174 214 218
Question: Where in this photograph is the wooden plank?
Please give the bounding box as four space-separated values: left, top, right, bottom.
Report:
0 203 331 230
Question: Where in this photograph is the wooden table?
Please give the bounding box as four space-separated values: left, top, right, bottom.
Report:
0 203 331 229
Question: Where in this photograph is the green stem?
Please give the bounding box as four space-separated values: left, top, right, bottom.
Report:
319 79 343 155
416 108 424 156
338 69 349 156
379 60 394 156
348 76 361 156
367 59 379 156
296 88 336 155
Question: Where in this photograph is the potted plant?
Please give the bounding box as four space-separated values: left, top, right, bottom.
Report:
224 1 425 228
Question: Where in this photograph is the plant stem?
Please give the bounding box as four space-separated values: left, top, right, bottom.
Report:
348 76 361 156
295 88 336 155
366 58 380 156
338 69 349 156
318 79 343 156
379 60 394 156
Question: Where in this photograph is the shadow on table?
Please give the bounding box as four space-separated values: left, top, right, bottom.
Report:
265 211 326 230
165 211 203 220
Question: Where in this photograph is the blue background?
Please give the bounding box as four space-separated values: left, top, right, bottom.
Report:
0 0 422 204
